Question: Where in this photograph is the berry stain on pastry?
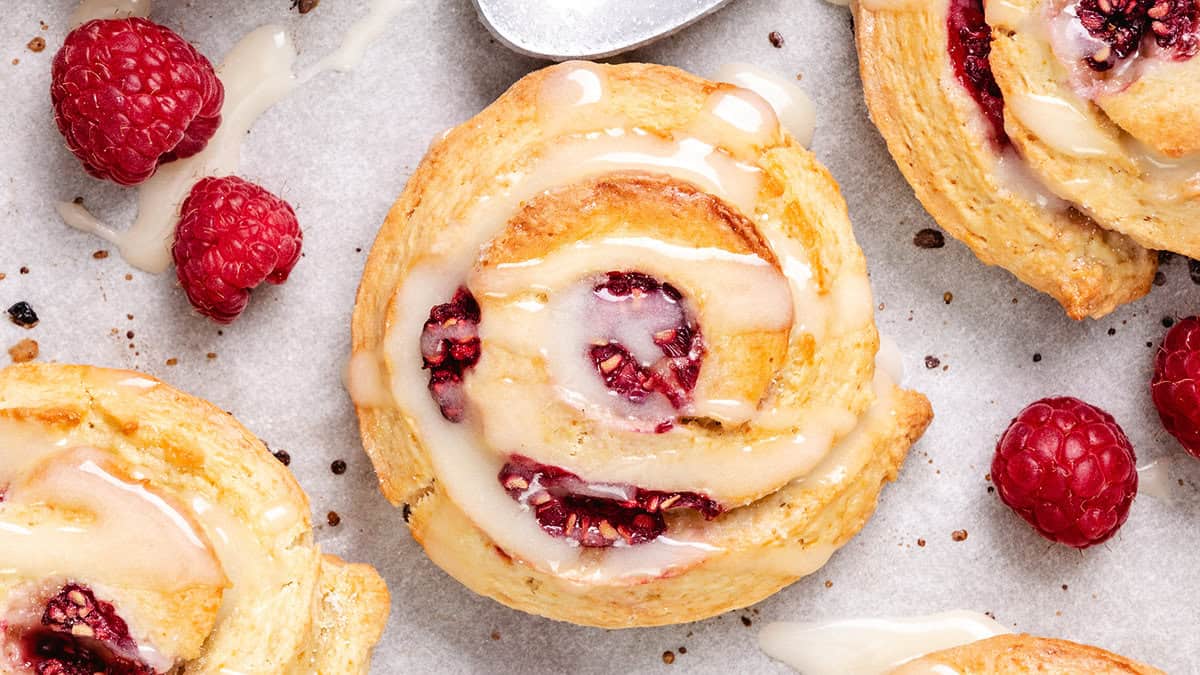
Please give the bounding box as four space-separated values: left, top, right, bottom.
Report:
351 60 933 626
51 0 408 321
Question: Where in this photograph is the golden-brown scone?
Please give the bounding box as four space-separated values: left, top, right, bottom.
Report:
988 0 1200 257
351 61 932 627
854 0 1157 319
0 363 388 674
893 634 1164 674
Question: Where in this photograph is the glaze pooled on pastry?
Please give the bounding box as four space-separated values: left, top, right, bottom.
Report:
351 61 931 627
855 0 1159 319
761 611 1163 674
0 364 388 674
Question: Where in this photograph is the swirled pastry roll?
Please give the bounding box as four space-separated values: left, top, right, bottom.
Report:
0 364 388 674
855 0 1160 319
351 61 932 627
893 635 1164 674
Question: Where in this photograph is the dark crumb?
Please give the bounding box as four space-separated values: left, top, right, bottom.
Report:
40 21 48 30
292 0 320 13
207 352 217 359
1159 251 1176 264
355 247 362 253
93 250 109 259
943 292 953 304
1107 327 1116 336
987 485 995 493
7 302 39 328
768 30 785 48
824 580 833 588
165 358 178 366
662 651 675 665
1032 353 1042 362
951 529 968 542
913 228 945 249
1146 341 1154 348
326 511 341 527
924 355 941 369
26 36 45 52
490 631 500 641
8 339 39 363
126 314 133 320
72 196 83 205
678 647 687 655
1163 317 1175 328
1011 298 1018 304
984 611 996 620
124 273 132 281
402 502 412 522
331 459 347 475
917 538 926 547
126 330 134 339
1153 271 1167 286
273 450 292 465
0 273 5 280
878 302 885 310
217 330 224 336
1188 259 1200 284
19 267 29 275
1062 584 1068 591
740 616 752 627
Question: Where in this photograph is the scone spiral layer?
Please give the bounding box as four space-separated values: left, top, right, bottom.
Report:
0 364 388 674
351 61 932 627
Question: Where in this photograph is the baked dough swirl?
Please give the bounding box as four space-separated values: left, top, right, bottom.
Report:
0 364 388 674
351 61 932 627
855 0 1162 319
893 635 1164 674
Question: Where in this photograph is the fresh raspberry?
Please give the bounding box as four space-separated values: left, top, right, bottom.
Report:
1152 316 1200 457
51 18 224 186
991 397 1137 548
172 176 302 323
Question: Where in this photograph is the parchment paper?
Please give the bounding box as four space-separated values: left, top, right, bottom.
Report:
1 1 1196 672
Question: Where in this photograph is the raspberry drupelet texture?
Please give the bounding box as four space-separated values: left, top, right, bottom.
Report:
420 288 482 422
1077 0 1199 70
17 583 155 675
51 18 224 186
991 396 1138 548
1152 316 1200 457
172 176 303 324
947 0 1008 147
498 455 722 548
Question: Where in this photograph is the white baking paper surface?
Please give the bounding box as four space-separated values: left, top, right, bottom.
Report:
1 1 1195 672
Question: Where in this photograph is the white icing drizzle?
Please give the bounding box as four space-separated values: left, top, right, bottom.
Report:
992 150 1073 212
345 349 396 408
0 447 226 591
1137 458 1177 501
379 62 880 581
69 0 149 28
713 63 817 148
1007 91 1124 158
60 0 405 272
759 611 1011 674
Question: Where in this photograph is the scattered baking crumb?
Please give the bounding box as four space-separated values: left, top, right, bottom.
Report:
7 302 39 328
490 631 500 641
126 313 134 320
924 355 940 369
126 330 134 339
913 229 944 249
662 651 675 665
273 450 291 465
1163 316 1175 328
207 352 217 359
0 273 5 280
1061 584 1068 591
678 647 687 655
27 37 45 52
824 580 833 588
19 267 29 275
8 339 39 363
943 292 953 304
326 511 341 526
740 616 752 627
11 58 18 65
1159 251 1176 264
987 485 995 493
165 358 178 366
93 250 109 259
402 503 412 522
292 0 320 13
768 31 784 48
917 538 926 547
951 529 968 542
40 21 48 31
1107 327 1116 336
124 273 133 281
1153 271 1167 287
1032 353 1042 362
331 459 347 475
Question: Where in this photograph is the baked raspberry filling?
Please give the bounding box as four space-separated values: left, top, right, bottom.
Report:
947 0 1009 146
14 584 155 674
1077 0 1199 70
498 455 721 548
587 272 705 417
420 288 481 422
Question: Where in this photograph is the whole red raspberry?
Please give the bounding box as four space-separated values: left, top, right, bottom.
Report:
172 176 302 323
1152 316 1200 457
51 18 224 186
991 396 1137 549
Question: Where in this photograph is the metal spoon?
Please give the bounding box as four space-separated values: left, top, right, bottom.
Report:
472 0 738 61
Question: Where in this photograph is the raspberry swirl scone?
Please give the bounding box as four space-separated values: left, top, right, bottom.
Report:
854 0 1159 319
350 61 933 627
0 364 388 674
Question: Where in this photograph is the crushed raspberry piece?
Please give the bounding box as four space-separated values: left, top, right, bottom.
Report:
51 18 224 186
16 584 155 674
992 397 1138 548
1077 0 1198 70
420 288 481 422
172 176 303 324
498 455 721 548
947 0 1008 147
587 272 705 410
1151 316 1200 457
